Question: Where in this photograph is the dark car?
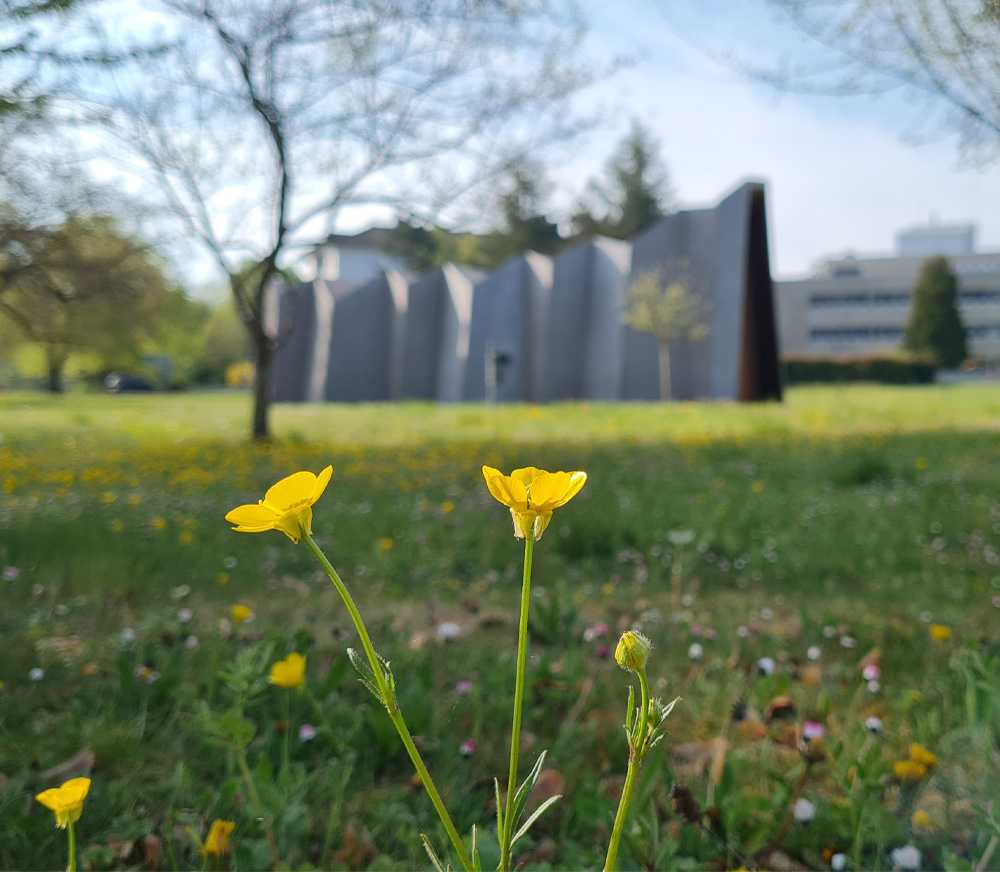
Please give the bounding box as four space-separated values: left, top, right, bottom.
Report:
105 372 154 393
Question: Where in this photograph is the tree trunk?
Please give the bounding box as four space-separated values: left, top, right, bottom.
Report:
252 330 273 442
46 361 64 393
658 340 672 402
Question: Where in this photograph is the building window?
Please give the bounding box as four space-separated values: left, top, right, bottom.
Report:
809 327 903 341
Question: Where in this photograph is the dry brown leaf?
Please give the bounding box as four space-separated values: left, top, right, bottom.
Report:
43 749 95 783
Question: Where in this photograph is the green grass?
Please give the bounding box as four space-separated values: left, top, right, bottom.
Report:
1 385 999 871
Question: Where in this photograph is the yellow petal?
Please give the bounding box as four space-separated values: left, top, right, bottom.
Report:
311 466 333 503
59 778 91 805
485 473 528 511
510 467 547 488
529 471 587 511
263 471 318 512
225 504 280 528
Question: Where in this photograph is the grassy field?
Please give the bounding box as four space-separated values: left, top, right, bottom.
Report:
1 385 999 871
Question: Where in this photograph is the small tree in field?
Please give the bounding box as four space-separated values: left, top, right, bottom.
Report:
622 264 710 401
903 256 967 368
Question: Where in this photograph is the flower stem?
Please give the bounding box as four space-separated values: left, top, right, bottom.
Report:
234 744 281 869
500 536 535 872
604 669 650 872
67 820 76 872
304 535 473 872
282 692 291 781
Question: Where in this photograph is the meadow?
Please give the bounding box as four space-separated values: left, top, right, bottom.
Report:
1 385 999 871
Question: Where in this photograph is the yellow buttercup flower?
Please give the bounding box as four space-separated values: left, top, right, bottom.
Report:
929 624 952 642
230 604 253 623
202 819 235 857
482 465 586 540
270 652 306 689
909 743 939 768
35 777 91 828
893 759 928 783
615 630 652 673
225 466 333 543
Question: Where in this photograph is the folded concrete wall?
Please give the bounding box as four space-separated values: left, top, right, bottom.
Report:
463 254 553 402
270 180 781 404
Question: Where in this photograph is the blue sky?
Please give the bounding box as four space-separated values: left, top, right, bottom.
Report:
548 0 1000 278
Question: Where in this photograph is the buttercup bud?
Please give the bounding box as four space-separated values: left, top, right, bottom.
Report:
615 630 652 672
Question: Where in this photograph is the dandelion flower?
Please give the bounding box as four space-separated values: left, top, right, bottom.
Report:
928 624 952 642
230 604 253 623
908 743 938 768
35 777 91 829
482 465 586 541
226 466 333 543
202 820 235 858
269 652 306 689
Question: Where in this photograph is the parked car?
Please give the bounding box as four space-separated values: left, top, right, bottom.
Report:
105 372 154 393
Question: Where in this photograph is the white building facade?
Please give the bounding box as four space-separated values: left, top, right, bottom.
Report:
776 226 1000 362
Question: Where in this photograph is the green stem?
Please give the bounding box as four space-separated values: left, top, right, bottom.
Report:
67 820 76 872
234 744 282 869
282 692 291 781
304 535 473 872
604 669 650 872
500 535 535 872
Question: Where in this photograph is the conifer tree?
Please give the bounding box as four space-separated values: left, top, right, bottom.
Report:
903 256 967 368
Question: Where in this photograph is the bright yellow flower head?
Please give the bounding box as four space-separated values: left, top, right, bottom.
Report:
909 743 939 768
270 652 306 690
35 777 91 829
929 624 952 643
202 819 235 857
225 466 333 543
482 465 586 540
230 604 253 623
893 759 929 784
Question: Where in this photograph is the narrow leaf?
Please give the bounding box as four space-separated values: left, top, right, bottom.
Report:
510 750 547 830
471 825 481 872
625 684 635 733
511 795 562 846
421 835 449 872
494 777 504 835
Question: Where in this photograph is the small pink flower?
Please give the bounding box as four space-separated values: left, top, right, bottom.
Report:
803 721 826 740
597 644 610 659
459 739 476 758
862 664 881 681
3 566 19 582
299 724 316 742
455 680 474 695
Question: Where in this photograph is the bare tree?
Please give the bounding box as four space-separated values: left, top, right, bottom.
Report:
739 1 1000 162
61 0 598 439
622 263 710 401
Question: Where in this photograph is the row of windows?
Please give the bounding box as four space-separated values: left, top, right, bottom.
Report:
810 325 1000 342
810 291 1000 308
829 260 1000 279
810 328 904 341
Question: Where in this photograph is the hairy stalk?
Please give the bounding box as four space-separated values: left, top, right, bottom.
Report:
604 669 650 872
304 535 473 872
67 820 76 872
500 536 535 871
